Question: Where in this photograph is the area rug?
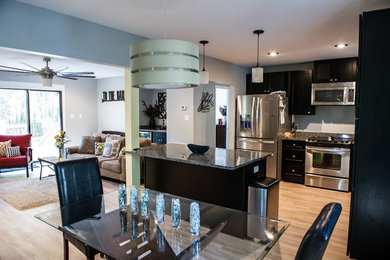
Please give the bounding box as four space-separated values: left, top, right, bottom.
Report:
0 177 117 211
0 177 58 210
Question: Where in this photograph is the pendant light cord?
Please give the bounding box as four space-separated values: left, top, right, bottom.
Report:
256 33 260 67
163 0 167 39
202 43 206 71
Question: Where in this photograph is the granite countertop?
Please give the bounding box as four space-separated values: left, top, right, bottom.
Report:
282 131 355 141
140 125 167 132
126 143 271 170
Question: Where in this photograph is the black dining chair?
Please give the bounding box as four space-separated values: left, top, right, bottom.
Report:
295 202 342 260
54 157 103 260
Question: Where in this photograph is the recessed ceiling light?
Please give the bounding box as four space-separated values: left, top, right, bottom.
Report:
268 52 279 56
335 44 348 48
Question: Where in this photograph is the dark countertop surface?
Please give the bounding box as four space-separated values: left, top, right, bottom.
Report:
140 125 166 132
282 131 354 142
127 143 271 170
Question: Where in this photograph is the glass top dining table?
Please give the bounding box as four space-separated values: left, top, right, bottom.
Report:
35 188 289 260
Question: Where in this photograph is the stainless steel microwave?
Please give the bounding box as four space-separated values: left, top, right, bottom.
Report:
311 82 356 105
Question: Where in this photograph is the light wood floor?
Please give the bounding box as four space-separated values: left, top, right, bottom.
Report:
265 181 351 260
0 170 351 259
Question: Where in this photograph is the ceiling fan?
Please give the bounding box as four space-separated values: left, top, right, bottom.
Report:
0 57 96 86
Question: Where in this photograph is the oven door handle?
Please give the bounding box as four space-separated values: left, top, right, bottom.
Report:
306 147 349 155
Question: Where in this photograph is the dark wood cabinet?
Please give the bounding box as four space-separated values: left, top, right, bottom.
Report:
246 72 288 95
313 57 358 83
216 125 226 148
348 9 390 259
282 140 306 184
152 131 166 145
289 70 315 115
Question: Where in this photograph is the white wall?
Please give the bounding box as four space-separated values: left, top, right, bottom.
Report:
193 83 216 146
294 106 355 134
167 55 249 147
0 72 98 146
167 88 194 144
97 76 125 133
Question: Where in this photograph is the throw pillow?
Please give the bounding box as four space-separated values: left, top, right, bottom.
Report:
5 146 21 157
102 142 113 158
107 140 121 158
118 147 125 157
78 136 95 154
106 136 125 150
0 140 11 157
94 142 105 156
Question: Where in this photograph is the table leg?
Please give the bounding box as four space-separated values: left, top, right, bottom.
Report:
63 237 69 260
39 160 43 180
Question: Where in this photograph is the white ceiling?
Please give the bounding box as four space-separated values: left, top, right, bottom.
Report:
0 47 124 79
16 0 390 69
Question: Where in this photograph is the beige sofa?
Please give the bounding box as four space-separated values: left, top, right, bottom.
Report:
67 132 155 182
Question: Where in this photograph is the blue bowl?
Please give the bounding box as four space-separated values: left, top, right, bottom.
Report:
187 144 210 154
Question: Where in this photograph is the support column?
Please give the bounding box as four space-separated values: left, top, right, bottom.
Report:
124 67 140 186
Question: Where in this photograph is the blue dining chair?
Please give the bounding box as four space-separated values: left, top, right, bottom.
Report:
54 157 103 260
295 202 342 260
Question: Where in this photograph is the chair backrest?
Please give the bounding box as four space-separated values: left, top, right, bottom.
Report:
0 134 32 155
54 157 103 207
295 202 342 260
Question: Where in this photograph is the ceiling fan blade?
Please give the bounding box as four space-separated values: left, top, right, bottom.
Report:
68 75 96 78
0 65 36 72
0 69 35 74
20 62 40 72
53 66 69 72
61 72 95 75
57 76 78 80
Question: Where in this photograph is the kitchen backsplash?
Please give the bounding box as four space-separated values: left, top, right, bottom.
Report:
293 106 355 134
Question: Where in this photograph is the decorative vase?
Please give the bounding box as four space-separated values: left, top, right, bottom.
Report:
58 149 62 161
148 117 156 128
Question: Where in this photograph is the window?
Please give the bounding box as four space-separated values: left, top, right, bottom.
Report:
0 88 63 158
0 89 28 134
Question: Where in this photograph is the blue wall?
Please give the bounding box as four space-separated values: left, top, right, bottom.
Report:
0 0 146 67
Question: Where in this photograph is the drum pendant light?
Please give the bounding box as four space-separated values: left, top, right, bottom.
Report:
131 40 199 89
199 40 209 85
130 0 199 89
252 29 264 83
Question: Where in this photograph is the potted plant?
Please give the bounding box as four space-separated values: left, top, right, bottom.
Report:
55 131 70 160
142 100 160 128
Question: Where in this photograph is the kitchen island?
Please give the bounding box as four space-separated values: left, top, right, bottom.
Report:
132 143 271 211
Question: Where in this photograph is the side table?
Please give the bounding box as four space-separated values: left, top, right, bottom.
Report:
38 156 63 180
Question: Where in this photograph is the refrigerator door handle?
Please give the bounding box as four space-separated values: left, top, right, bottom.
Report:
238 138 276 144
251 97 256 136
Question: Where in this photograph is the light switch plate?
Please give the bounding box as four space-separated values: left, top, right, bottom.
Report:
184 115 190 121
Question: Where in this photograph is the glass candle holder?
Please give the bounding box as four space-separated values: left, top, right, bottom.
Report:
118 183 127 212
190 202 200 235
156 193 165 223
171 198 181 228
141 189 150 219
130 186 138 215
120 210 128 234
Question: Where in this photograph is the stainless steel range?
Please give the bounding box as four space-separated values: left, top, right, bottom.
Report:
305 135 353 191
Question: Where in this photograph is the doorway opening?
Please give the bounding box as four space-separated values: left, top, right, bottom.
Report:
215 86 229 148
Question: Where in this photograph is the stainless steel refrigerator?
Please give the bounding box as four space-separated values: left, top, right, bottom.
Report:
236 94 290 179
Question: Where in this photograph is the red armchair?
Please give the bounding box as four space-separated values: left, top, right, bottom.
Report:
0 134 33 177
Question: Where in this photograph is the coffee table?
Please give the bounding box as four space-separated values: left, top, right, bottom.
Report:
38 156 64 180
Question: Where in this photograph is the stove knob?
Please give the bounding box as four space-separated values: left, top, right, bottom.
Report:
292 169 295 172
292 155 296 158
